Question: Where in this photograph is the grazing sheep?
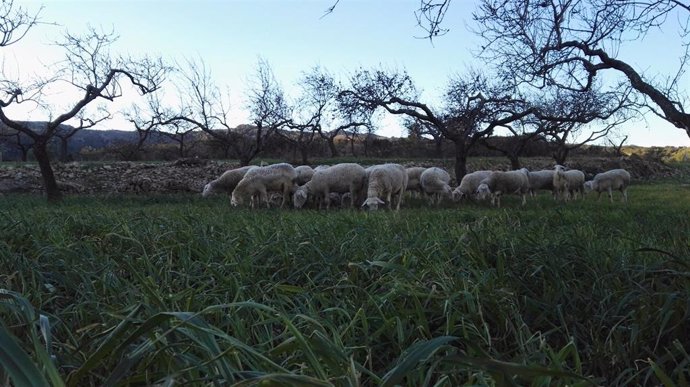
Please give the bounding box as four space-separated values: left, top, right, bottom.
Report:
523 169 556 197
202 166 254 197
294 165 315 185
584 169 631 203
476 169 530 207
405 167 427 197
362 163 408 211
231 163 297 208
452 170 492 201
293 163 367 209
420 167 452 205
553 165 586 201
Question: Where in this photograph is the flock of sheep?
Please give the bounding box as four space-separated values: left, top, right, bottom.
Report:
201 162 632 209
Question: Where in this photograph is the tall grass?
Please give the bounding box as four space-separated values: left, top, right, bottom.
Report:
0 183 688 386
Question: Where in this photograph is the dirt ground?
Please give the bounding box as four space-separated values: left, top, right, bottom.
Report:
0 156 680 195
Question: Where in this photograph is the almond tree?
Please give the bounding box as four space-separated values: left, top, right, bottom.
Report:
341 67 532 179
283 65 368 162
473 0 690 138
0 8 168 201
155 57 289 165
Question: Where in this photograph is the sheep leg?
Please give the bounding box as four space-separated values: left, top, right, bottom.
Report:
324 189 331 210
396 190 403 210
608 187 613 203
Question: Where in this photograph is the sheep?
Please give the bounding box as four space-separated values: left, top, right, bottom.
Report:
231 163 297 208
476 169 530 207
293 163 367 209
405 167 427 198
362 163 408 211
553 165 586 201
452 170 492 201
523 169 556 197
419 167 452 205
584 168 631 203
294 165 315 185
202 166 254 197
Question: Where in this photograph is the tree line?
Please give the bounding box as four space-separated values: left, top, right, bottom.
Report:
1 0 687 202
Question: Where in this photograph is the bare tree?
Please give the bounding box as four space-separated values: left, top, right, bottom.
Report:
608 135 629 157
0 0 41 47
54 113 111 162
533 87 632 165
478 120 547 170
341 67 533 180
0 20 168 201
0 124 33 161
157 120 201 159
405 117 445 157
473 0 690 138
242 58 291 165
284 65 369 161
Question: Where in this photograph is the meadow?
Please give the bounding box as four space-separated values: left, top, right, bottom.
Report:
0 182 689 386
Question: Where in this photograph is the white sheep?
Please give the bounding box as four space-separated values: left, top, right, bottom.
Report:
293 163 367 209
523 169 556 197
584 168 631 203
231 163 297 208
452 170 492 202
476 169 530 207
553 165 586 201
294 165 315 186
405 167 427 197
420 167 452 205
362 163 408 211
202 166 254 197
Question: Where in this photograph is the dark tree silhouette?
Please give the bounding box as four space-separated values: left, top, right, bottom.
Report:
0 21 167 201
341 67 532 180
473 0 690 138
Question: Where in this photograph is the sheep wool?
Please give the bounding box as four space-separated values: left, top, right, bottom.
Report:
405 167 428 196
202 166 254 197
452 170 492 201
293 163 367 209
476 169 530 207
553 165 585 201
362 163 408 211
231 163 297 208
584 168 631 203
420 167 452 205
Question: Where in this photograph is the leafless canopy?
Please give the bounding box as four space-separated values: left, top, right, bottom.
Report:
0 0 41 47
473 0 690 136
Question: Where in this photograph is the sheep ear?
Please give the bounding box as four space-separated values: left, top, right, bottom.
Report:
361 200 368 208
376 197 385 204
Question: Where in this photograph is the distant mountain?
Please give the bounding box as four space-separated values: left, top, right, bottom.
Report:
0 122 178 160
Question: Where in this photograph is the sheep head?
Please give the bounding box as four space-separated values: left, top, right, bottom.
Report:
201 183 213 197
293 187 308 209
476 183 491 201
362 197 385 211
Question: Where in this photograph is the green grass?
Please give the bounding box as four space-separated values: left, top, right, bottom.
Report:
1 184 689 386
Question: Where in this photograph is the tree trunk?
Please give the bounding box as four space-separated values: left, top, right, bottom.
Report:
327 138 339 157
33 140 62 203
508 154 521 170
300 147 309 165
453 141 468 183
553 146 569 166
435 137 443 158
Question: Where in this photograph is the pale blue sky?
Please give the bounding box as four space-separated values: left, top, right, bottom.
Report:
7 0 690 147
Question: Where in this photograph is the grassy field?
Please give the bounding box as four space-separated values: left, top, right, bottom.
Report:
0 183 689 386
